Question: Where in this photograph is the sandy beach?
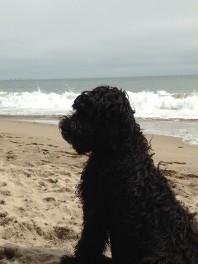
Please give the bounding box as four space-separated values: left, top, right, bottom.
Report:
0 118 197 263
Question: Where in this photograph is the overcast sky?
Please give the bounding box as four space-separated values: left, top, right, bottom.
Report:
0 0 197 79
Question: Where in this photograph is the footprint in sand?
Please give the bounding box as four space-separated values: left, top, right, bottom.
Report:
0 244 18 260
0 182 7 187
0 211 8 218
6 151 17 161
0 200 6 205
0 190 11 196
47 178 58 184
43 197 56 202
0 244 66 264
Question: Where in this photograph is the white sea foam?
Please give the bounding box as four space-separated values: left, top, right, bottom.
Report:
0 89 78 116
128 90 198 120
0 89 197 119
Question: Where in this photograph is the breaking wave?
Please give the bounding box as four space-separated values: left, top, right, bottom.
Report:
0 89 197 119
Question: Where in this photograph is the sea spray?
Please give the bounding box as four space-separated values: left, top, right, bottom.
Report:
0 90 197 119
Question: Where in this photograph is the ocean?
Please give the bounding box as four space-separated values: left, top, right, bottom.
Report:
0 75 197 145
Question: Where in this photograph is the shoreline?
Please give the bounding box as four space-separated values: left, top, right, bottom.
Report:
1 118 197 173
0 115 197 146
0 117 197 263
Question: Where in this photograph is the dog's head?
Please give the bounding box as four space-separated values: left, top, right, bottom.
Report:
59 86 135 154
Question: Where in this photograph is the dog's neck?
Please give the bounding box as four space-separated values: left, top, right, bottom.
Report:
92 129 154 172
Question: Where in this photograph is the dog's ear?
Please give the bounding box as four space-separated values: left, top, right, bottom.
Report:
97 96 135 152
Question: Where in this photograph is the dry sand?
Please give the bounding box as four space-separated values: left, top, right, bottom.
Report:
0 118 197 263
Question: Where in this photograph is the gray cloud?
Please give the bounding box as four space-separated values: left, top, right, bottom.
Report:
0 0 196 79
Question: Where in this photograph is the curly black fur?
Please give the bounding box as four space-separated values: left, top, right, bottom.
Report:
59 86 198 264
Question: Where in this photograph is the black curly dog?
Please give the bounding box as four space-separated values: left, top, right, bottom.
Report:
59 86 198 264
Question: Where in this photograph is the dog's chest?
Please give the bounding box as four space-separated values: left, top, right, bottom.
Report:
81 165 110 198
79 158 125 206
